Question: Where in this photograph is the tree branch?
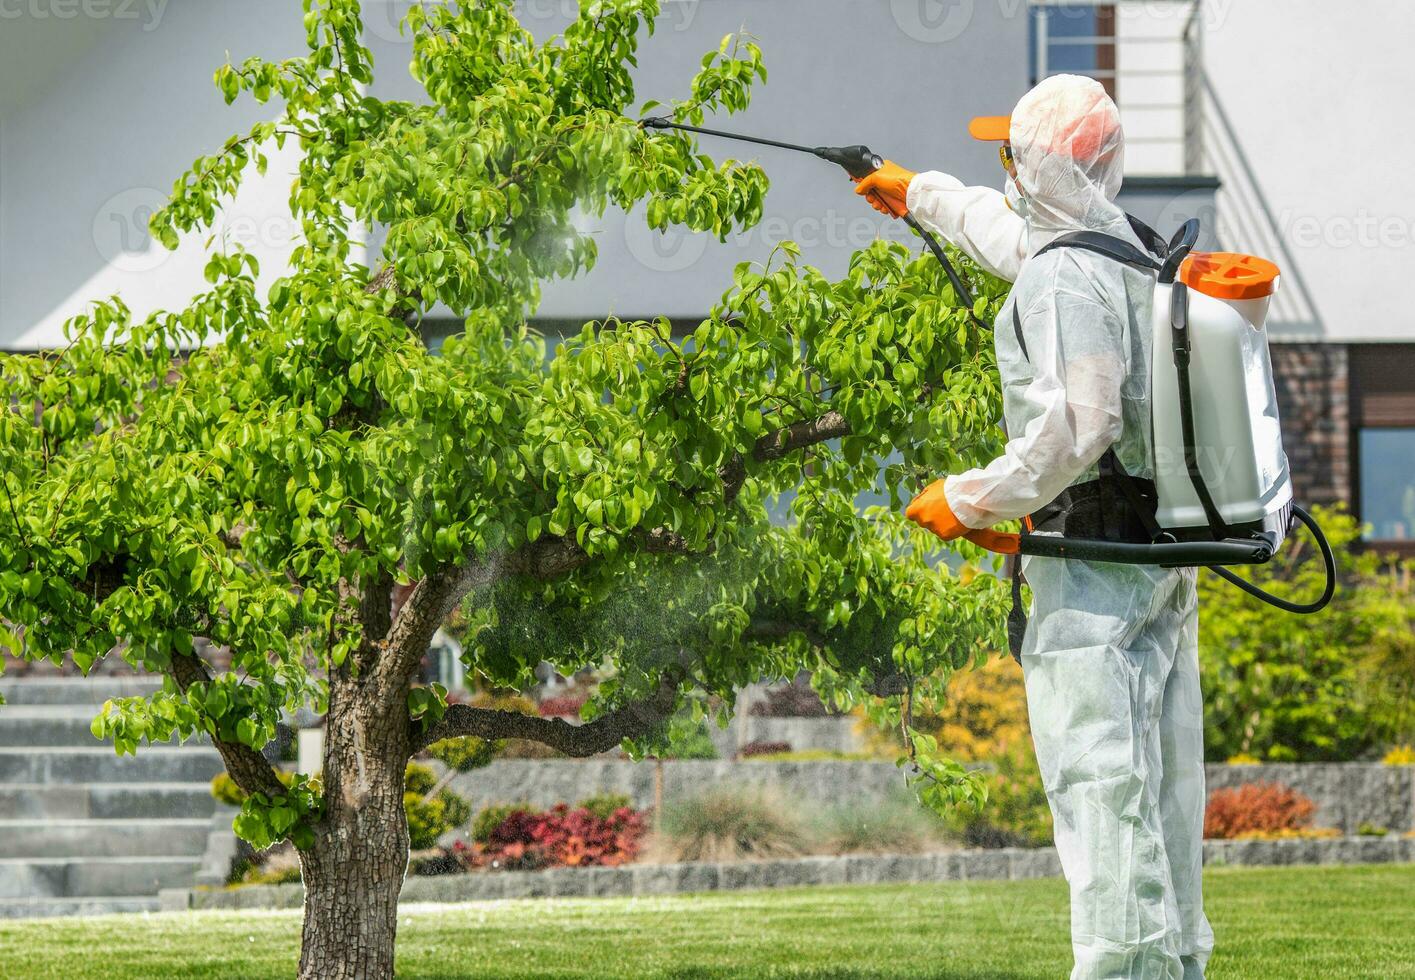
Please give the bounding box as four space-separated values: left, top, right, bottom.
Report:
412 674 680 755
168 651 289 800
723 410 848 504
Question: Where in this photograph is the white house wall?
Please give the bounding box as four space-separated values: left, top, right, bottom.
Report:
1196 0 1414 342
0 1 332 350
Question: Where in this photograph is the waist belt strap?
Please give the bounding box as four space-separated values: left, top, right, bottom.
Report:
1030 466 1160 543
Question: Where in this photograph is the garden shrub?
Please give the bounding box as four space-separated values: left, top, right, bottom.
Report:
406 792 452 851
460 803 645 870
403 762 471 849
578 793 633 821
659 715 719 760
1199 507 1415 762
1384 745 1415 766
426 736 500 772
858 655 1028 763
404 762 438 797
943 744 1053 848
1203 782 1318 839
651 788 808 863
473 803 531 844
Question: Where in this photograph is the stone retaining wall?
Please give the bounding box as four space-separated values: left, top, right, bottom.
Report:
1205 763 1415 834
448 761 1415 835
165 835 1414 912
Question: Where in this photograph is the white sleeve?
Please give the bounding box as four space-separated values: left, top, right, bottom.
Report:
905 171 1029 282
940 262 1127 528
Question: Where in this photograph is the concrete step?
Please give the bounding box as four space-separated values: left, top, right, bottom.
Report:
0 783 216 820
0 896 160 919
0 819 211 859
0 704 114 719
0 857 202 898
0 713 198 748
0 748 224 784
0 677 163 706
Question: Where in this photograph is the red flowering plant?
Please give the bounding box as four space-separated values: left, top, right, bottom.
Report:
536 694 589 718
1203 782 1319 839
454 804 646 871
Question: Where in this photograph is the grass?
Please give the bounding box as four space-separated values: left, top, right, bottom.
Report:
1 865 1413 978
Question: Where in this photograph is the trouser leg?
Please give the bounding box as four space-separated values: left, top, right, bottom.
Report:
1020 556 1187 980
1156 570 1214 977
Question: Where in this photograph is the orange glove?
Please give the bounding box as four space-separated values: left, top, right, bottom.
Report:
905 479 969 541
853 161 917 219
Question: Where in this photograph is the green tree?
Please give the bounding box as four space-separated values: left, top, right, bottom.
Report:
0 2 1008 975
1199 506 1415 761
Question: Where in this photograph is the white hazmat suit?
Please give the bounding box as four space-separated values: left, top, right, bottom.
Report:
907 75 1214 979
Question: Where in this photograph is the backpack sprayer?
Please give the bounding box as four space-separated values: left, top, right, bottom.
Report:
639 116 1336 615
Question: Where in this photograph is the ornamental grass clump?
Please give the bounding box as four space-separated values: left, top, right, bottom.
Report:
648 788 810 863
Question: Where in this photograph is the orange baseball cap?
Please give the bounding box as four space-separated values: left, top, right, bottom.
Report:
969 116 1012 141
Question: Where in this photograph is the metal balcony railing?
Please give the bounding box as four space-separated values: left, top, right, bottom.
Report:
1029 0 1204 176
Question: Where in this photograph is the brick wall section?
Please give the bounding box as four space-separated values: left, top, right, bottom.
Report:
1270 342 1349 507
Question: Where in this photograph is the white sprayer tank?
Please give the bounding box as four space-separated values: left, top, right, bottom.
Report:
1150 252 1292 535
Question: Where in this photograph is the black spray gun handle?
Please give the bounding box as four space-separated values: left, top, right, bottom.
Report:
817 146 982 320
814 145 884 180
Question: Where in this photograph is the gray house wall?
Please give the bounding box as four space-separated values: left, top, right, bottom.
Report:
1 1 1223 347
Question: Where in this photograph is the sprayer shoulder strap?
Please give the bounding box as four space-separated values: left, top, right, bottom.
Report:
1011 225 1163 363
1009 222 1167 543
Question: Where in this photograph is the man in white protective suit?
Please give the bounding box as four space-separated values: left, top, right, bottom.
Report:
854 73 1214 979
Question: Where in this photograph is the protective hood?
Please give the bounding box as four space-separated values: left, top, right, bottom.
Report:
1009 74 1133 251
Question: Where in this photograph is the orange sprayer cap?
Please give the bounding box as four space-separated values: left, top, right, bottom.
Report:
1179 252 1281 300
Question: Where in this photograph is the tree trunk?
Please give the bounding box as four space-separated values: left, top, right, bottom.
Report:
297 675 412 980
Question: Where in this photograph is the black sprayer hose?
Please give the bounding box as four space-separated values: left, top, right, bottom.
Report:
1208 505 1336 614
902 215 987 330
640 116 988 331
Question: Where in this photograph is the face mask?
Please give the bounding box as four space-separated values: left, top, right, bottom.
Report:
1004 176 1031 221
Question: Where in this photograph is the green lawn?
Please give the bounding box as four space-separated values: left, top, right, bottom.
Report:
2 865 1413 978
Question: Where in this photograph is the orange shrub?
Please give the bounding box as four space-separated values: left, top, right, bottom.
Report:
1203 782 1317 839
856 656 1028 763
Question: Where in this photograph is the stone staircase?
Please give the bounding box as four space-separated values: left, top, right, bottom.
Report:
0 676 225 918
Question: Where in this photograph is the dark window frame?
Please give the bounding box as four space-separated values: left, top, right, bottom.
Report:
1350 343 1415 557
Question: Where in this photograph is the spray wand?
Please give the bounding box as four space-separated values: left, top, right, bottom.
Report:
639 117 986 329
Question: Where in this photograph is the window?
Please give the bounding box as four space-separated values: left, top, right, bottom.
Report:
1351 344 1415 552
1030 4 1117 99
1028 1 1204 175
1358 429 1415 543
